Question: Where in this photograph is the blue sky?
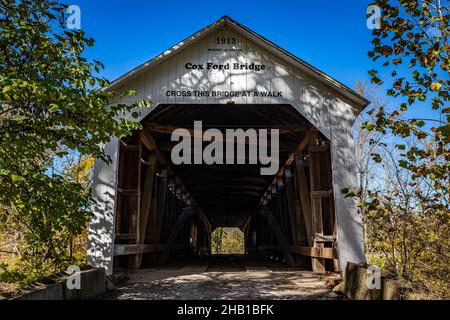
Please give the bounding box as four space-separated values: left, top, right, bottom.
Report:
69 0 440 123
72 0 373 86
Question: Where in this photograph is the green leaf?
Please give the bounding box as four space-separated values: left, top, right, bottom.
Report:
49 103 59 112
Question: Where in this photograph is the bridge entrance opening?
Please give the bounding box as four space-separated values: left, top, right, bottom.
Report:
112 103 338 273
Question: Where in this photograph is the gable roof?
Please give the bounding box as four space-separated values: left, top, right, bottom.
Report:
106 16 369 109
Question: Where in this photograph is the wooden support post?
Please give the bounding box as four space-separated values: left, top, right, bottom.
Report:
308 129 326 274
284 169 299 245
295 150 312 245
130 154 156 269
154 169 168 244
159 206 196 265
256 206 296 268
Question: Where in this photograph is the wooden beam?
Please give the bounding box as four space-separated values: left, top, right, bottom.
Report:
314 233 336 243
117 188 139 196
130 154 156 269
311 190 333 198
183 176 269 186
256 206 296 268
154 169 168 243
115 233 136 240
140 130 211 231
308 129 326 274
259 134 309 203
295 152 312 246
285 172 300 245
128 140 143 269
189 184 266 192
146 122 306 136
114 244 166 256
159 206 195 264
289 246 337 260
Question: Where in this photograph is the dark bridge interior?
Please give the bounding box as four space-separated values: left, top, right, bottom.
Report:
113 104 338 273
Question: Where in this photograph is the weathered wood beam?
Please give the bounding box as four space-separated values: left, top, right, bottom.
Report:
130 154 156 269
285 170 300 245
314 233 336 243
183 176 269 185
189 184 266 192
127 140 143 269
289 245 337 260
311 190 333 198
154 169 168 243
117 188 139 196
140 131 189 195
114 244 166 256
259 133 309 203
308 129 326 274
156 140 295 152
145 122 306 137
256 206 296 268
295 153 312 245
158 206 195 264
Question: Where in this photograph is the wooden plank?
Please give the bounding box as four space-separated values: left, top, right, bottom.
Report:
159 206 196 264
115 233 137 240
311 190 333 198
131 154 156 269
114 244 166 256
140 130 211 233
308 129 326 273
309 142 330 153
289 246 337 260
314 233 336 243
154 169 168 243
295 153 312 245
259 134 309 203
257 206 296 267
128 140 143 269
285 173 299 244
117 188 139 196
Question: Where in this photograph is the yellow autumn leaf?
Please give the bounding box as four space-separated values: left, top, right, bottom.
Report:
430 82 442 92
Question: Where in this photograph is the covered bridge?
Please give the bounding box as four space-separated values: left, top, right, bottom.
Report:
87 16 368 275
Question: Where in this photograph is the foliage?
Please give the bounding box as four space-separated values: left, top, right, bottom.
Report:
0 0 148 284
366 0 449 208
211 228 244 255
344 0 450 298
349 81 449 298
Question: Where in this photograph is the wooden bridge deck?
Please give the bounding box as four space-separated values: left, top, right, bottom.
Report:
100 256 342 300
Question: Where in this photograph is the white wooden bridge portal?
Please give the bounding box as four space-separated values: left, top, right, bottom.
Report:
87 16 369 276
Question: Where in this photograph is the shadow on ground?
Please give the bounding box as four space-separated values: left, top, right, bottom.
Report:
100 256 343 300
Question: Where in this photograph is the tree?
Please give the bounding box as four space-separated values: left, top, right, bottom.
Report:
210 228 244 255
353 81 385 251
366 0 449 210
0 0 147 281
344 1 449 297
211 227 225 254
